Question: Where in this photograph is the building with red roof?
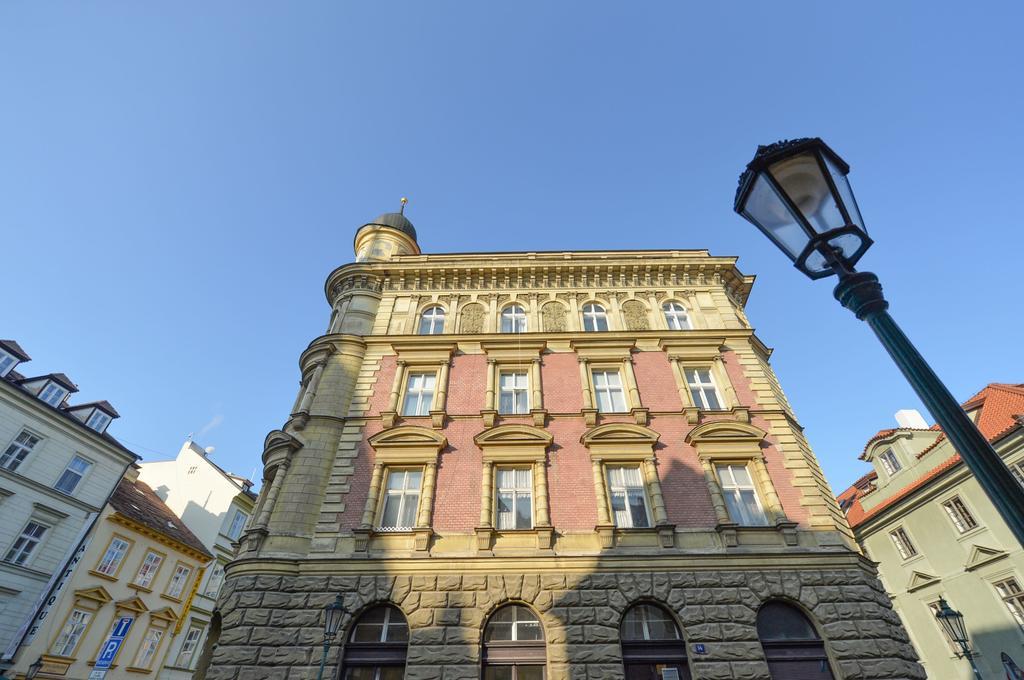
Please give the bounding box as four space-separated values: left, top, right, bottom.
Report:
837 383 1024 679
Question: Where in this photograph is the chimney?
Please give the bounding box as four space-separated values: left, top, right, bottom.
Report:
895 409 929 429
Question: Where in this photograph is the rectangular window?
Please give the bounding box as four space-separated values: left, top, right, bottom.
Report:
133 627 164 668
0 350 16 376
889 527 918 560
716 464 768 526
401 372 436 416
878 448 902 475
166 564 192 598
606 466 650 529
995 578 1024 629
226 508 249 539
1 430 41 471
4 521 48 565
592 369 626 413
55 455 92 494
498 371 529 415
941 496 978 533
133 551 164 588
52 608 91 657
96 537 131 576
205 563 225 597
378 468 422 530
685 368 722 410
39 382 68 407
176 626 203 668
495 467 532 530
1012 460 1024 489
85 410 111 432
927 601 960 652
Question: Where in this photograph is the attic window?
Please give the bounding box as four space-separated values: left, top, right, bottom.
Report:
85 411 111 433
39 382 68 407
878 448 902 475
0 350 17 377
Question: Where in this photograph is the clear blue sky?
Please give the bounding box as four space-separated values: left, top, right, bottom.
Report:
2 3 1021 493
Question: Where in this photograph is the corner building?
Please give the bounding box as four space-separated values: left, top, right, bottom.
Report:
210 211 924 680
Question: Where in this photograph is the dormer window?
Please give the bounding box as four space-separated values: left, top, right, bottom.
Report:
39 382 68 407
85 410 111 433
878 448 902 475
0 341 29 378
0 350 17 377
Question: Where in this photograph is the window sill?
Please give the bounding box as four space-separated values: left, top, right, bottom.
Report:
125 666 154 674
475 525 554 551
954 525 987 542
161 593 184 604
89 569 119 582
128 583 153 593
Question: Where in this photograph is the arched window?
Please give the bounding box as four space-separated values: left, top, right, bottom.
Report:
620 603 691 680
662 302 691 330
418 306 446 335
582 303 608 332
342 605 409 679
482 605 545 679
756 601 834 679
501 305 528 333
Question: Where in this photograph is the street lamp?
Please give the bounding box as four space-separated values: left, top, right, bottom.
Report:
734 137 1024 549
317 595 346 680
24 659 42 680
934 597 982 679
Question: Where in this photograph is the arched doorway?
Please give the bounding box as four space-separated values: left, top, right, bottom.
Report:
620 603 691 680
341 604 409 679
482 604 546 679
756 601 835 679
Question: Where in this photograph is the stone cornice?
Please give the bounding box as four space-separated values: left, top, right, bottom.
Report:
325 251 754 307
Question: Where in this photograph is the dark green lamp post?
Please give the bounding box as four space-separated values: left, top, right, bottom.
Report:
24 659 42 680
934 597 983 679
317 595 346 680
733 137 1024 550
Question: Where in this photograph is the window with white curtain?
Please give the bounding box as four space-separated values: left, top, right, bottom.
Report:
96 536 131 576
52 609 91 657
592 369 626 412
501 305 528 333
716 464 768 526
496 467 533 530
685 368 723 410
133 627 164 668
582 303 608 332
606 466 650 528
378 468 422 530
402 372 436 416
418 306 446 335
499 372 529 414
662 302 691 330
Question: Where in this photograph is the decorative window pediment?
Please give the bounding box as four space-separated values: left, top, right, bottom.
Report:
965 544 1007 571
114 596 149 614
149 606 179 624
73 586 113 607
581 423 659 459
686 420 766 445
475 424 552 462
906 570 940 592
368 426 447 464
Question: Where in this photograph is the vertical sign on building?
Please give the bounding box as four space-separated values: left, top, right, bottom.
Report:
91 616 134 679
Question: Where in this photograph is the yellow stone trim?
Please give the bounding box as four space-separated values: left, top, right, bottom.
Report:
581 422 659 459
570 337 635 360
475 424 552 462
368 426 446 464
109 514 210 563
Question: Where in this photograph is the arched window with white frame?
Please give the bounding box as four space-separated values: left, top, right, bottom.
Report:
620 603 691 679
342 604 409 679
501 305 528 333
418 306 446 335
582 303 608 332
482 604 546 679
662 302 691 330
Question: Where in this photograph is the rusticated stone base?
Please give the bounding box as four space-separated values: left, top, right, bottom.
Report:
206 564 924 680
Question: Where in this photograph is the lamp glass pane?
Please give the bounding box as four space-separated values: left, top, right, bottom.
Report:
824 154 865 231
768 152 846 235
741 172 807 260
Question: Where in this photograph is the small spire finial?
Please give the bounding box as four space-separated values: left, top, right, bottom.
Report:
399 197 408 215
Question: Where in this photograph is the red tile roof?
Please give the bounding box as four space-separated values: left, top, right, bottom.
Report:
109 478 212 558
841 383 1024 529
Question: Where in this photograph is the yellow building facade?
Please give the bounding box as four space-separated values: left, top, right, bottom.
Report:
208 211 924 680
8 469 212 679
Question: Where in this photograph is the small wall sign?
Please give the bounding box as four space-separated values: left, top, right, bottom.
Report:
693 643 707 654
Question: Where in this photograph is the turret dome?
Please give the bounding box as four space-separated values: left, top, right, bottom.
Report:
362 212 416 241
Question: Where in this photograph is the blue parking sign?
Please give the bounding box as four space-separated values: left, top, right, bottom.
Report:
95 616 134 670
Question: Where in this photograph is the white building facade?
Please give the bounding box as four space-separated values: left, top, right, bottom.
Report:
138 439 256 679
0 340 137 670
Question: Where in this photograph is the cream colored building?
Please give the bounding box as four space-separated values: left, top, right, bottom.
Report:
839 385 1024 679
5 467 213 679
138 439 256 680
204 209 924 679
0 340 137 672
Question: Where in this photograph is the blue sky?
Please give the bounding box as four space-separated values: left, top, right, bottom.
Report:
2 3 1022 493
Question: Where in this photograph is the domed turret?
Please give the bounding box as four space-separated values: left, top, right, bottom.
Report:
353 199 421 262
